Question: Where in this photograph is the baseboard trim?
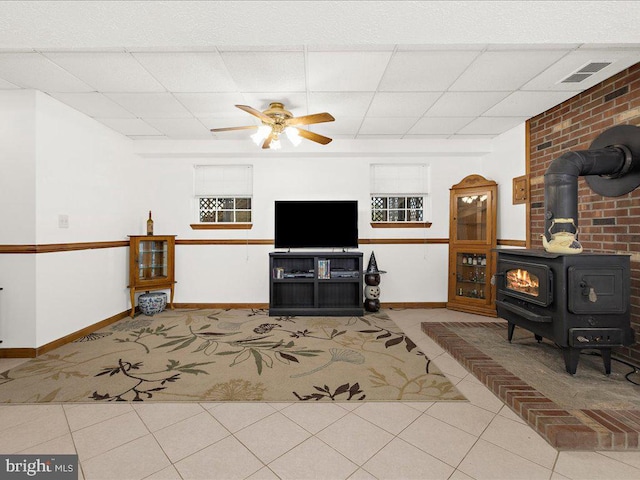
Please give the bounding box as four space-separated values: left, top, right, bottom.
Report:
383 302 447 309
173 302 447 310
0 309 131 358
173 303 270 310
0 348 35 358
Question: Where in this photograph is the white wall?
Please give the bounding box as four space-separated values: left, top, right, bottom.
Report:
0 91 37 346
136 143 486 305
481 123 527 242
32 92 149 346
0 91 148 348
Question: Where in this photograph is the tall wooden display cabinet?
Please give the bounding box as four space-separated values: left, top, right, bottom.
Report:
446 175 497 317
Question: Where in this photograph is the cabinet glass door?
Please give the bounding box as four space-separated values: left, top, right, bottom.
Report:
454 192 489 242
454 252 488 300
138 240 168 280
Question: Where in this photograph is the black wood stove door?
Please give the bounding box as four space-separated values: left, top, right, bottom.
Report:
567 265 627 315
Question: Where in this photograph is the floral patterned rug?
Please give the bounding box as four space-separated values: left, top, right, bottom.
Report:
0 309 465 403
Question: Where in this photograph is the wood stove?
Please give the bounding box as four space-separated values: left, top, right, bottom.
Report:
495 249 634 375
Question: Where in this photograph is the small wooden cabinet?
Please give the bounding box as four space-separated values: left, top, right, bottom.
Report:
269 252 363 316
128 235 176 317
446 175 497 317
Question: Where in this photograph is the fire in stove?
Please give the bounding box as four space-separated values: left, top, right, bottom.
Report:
506 269 539 297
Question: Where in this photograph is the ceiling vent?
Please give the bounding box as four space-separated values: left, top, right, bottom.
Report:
559 61 612 84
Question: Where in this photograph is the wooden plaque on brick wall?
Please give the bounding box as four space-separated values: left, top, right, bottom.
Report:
512 175 528 204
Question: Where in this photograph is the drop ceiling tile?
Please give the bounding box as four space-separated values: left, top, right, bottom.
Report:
104 93 192 118
308 45 395 52
97 118 163 136
128 135 170 140
483 91 577 117
307 51 392 91
378 51 479 92
486 44 579 51
404 134 452 139
449 50 569 91
357 134 404 139
308 92 374 118
132 52 237 92
452 134 497 139
144 118 212 138
367 92 441 117
200 116 260 131
396 45 486 52
174 93 248 118
127 47 216 53
239 93 308 116
200 116 261 140
457 116 528 135
218 46 303 52
42 52 165 92
0 77 19 89
425 91 510 117
359 117 418 135
309 117 363 136
220 51 305 92
330 134 358 139
408 117 473 135
210 131 256 141
0 53 93 92
520 49 640 91
48 92 136 118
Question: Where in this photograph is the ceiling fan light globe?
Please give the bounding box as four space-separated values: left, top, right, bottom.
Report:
285 127 302 147
270 139 282 150
251 125 271 145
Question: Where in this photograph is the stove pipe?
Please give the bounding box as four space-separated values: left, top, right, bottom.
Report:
543 126 640 254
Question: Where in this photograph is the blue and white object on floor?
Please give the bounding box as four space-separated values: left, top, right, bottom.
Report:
138 292 167 316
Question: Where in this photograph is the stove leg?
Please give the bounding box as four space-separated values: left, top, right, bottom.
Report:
535 334 542 343
600 348 612 375
562 347 580 375
507 322 515 342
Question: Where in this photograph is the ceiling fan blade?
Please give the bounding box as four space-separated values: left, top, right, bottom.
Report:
235 104 274 124
262 131 276 149
210 125 258 132
296 128 333 145
287 112 335 126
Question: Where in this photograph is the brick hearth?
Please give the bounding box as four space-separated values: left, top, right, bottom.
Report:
422 322 640 451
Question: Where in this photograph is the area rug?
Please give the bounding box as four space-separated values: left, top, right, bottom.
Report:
422 321 640 451
0 309 465 403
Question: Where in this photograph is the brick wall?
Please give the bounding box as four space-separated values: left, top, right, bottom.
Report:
528 62 640 366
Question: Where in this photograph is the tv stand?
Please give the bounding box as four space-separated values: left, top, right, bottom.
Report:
269 252 364 316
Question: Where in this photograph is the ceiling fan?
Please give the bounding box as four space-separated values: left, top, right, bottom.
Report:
211 102 335 149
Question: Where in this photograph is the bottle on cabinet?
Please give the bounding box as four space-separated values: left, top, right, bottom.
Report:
146 211 154 235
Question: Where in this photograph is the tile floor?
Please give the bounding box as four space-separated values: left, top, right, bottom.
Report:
1 308 639 479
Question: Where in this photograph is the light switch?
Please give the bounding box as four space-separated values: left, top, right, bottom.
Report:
58 214 69 229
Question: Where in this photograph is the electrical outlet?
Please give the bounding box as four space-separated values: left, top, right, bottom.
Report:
58 214 69 229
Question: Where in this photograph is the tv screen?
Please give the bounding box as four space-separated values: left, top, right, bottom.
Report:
275 200 358 249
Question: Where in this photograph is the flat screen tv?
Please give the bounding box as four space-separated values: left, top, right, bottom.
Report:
275 200 358 249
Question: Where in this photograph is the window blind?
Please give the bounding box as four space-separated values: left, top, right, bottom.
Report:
370 164 429 195
194 165 253 196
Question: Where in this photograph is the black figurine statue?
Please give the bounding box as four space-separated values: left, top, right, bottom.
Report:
364 252 385 312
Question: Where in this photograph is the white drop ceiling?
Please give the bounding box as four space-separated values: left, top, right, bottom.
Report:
1 1 640 142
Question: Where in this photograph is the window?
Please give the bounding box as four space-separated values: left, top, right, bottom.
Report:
193 165 253 229
370 164 431 227
371 196 424 222
198 197 251 223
